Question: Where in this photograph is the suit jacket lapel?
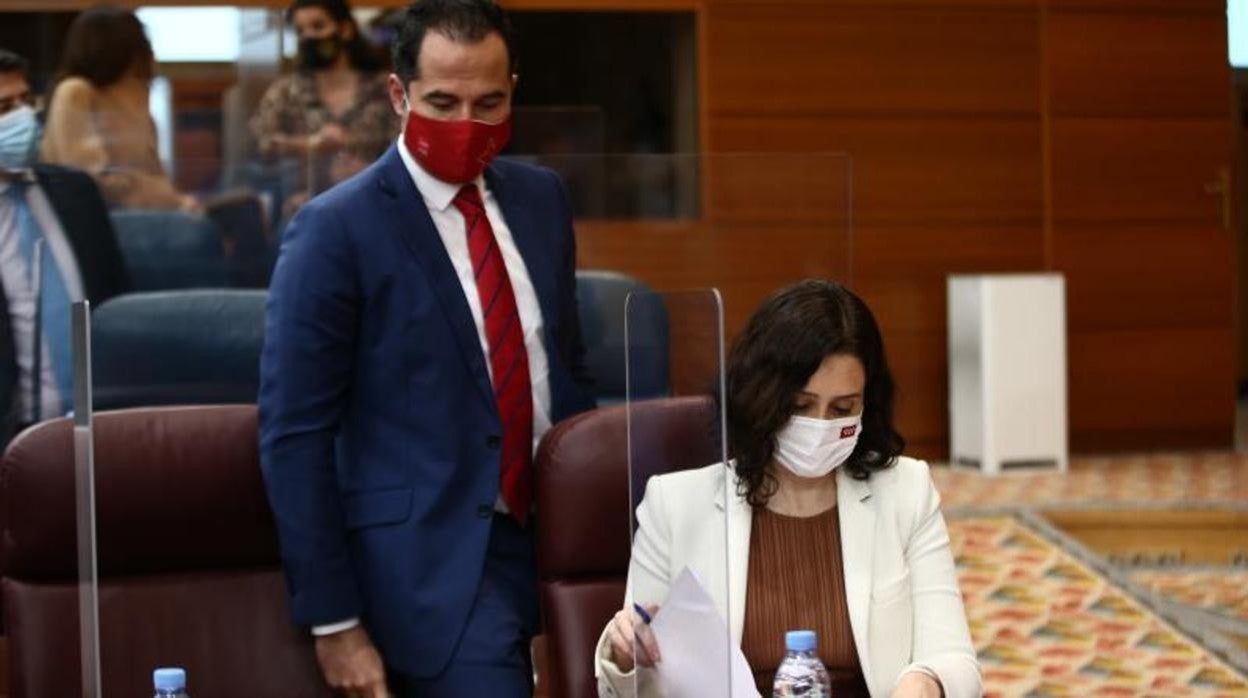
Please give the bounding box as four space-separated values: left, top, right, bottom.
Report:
837 470 876 691
376 146 496 410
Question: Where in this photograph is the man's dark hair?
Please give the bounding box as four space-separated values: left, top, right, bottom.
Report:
0 49 29 78
391 0 515 85
718 279 905 508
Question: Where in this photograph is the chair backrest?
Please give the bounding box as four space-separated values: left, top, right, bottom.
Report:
534 396 722 698
574 270 669 405
109 210 229 291
90 290 266 410
0 405 329 698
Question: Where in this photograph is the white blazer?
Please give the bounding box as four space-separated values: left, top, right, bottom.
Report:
594 457 982 698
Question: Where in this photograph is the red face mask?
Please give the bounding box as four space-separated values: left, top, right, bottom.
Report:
402 108 512 184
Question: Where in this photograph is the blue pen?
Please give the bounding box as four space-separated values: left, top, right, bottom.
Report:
632 602 652 625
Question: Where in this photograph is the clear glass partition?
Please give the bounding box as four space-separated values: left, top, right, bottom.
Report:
624 289 737 696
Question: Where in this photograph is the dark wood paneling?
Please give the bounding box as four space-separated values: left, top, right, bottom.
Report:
707 3 1039 116
1055 226 1233 332
1046 0 1225 13
879 328 948 461
576 221 852 335
1068 327 1234 449
1051 117 1231 224
703 154 852 227
711 116 1043 226
854 224 1044 333
1047 11 1230 118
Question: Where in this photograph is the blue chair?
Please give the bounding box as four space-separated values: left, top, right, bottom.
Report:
90 290 266 410
575 270 669 405
109 210 229 291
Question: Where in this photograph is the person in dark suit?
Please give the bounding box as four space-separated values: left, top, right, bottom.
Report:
259 1 594 696
0 163 130 442
1 48 130 440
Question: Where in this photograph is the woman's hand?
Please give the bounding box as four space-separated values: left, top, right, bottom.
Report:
605 604 661 672
891 670 943 698
178 194 203 216
309 123 348 152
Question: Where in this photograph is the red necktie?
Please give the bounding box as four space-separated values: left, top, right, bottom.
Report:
452 184 534 525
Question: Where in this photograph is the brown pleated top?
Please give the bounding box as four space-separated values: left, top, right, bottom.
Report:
741 505 870 697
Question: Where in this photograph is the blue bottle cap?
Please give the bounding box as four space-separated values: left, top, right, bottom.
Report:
153 667 186 691
785 630 817 652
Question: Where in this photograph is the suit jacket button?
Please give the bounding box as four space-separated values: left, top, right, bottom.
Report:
485 435 501 449
477 504 493 518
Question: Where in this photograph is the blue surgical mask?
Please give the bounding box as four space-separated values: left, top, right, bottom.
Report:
0 105 41 169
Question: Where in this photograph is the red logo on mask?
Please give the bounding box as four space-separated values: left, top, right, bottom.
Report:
840 425 857 439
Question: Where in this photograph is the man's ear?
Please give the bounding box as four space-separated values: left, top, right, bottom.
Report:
387 73 408 117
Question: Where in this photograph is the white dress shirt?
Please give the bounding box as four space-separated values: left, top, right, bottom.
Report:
0 178 85 423
313 143 554 638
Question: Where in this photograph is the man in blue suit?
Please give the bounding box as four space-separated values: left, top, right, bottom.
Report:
259 2 594 695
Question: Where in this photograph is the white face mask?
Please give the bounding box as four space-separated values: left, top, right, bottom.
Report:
774 414 862 479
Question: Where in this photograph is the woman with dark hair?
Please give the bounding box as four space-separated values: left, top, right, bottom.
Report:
40 6 197 211
251 0 397 203
595 280 981 698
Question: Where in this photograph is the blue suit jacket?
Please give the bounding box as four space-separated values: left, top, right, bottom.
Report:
259 146 595 678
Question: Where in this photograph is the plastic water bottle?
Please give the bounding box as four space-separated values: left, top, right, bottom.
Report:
772 630 832 697
153 667 189 698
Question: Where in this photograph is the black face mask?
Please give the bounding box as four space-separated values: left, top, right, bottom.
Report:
298 35 344 70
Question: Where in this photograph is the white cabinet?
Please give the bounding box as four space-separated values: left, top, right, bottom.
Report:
947 274 1068 475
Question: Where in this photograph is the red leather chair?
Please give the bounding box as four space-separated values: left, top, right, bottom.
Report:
534 396 722 698
0 405 330 698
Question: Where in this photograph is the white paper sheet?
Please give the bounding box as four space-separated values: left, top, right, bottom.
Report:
641 567 761 698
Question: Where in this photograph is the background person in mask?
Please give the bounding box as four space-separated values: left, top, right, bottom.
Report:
251 0 397 212
259 1 594 696
0 49 38 169
596 280 981 698
40 6 200 213
0 48 129 443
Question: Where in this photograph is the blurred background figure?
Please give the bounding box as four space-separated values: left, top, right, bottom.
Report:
0 49 37 169
0 46 130 444
251 0 397 217
40 6 200 213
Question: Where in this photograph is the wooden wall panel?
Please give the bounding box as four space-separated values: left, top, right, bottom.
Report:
1045 3 1233 450
1046 0 1225 13
707 3 1039 115
1047 11 1230 117
1055 226 1233 332
853 225 1044 334
712 116 1043 226
702 154 852 227
880 329 948 460
1050 118 1231 224
1067 328 1235 450
575 221 852 334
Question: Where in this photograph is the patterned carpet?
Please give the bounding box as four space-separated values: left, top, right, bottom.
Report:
931 452 1248 509
1130 571 1248 625
950 517 1248 697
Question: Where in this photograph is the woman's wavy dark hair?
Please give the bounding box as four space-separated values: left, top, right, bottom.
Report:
57 6 153 88
720 279 905 508
288 0 385 72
